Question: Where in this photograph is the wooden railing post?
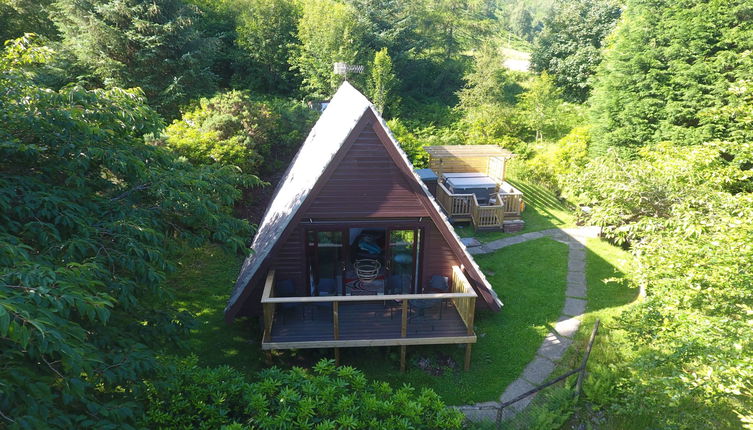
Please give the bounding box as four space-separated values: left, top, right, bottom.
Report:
261 270 276 343
401 300 408 338
333 301 340 340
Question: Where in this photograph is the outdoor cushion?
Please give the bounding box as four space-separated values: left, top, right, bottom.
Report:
429 275 449 292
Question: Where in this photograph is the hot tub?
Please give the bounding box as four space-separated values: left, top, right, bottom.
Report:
444 174 497 204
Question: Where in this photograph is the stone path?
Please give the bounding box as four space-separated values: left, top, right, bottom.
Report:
458 226 601 422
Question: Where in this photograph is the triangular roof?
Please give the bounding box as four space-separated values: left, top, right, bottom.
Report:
225 83 502 321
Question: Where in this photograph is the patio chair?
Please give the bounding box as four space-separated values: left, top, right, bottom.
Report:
428 275 450 311
385 274 409 319
276 279 303 324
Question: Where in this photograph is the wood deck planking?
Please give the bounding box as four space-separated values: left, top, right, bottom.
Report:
267 302 470 347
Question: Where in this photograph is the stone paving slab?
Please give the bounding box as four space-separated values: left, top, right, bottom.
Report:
568 257 585 272
461 237 482 247
554 316 581 339
566 282 587 299
518 231 545 241
499 378 536 404
562 297 587 317
522 355 556 385
537 333 573 362
458 406 499 422
567 271 586 285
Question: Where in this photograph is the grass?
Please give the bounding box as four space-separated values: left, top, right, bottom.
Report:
163 245 265 374
455 179 577 243
543 238 640 428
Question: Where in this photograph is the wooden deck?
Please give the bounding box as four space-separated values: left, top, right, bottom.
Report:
436 181 524 230
260 266 478 370
268 301 472 348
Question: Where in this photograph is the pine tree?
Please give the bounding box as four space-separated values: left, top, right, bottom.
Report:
52 0 218 118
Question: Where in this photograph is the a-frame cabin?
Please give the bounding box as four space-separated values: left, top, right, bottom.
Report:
225 83 502 370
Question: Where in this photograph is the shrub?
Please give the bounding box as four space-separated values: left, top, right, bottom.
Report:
143 358 465 429
524 126 589 193
164 91 317 174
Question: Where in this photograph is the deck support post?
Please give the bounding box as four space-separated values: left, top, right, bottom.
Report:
264 350 273 365
334 347 340 366
464 344 472 371
400 345 406 372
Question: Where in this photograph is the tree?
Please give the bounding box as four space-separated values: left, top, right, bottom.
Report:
234 0 301 95
517 72 569 142
163 90 317 174
0 0 57 42
509 3 533 41
588 0 753 156
0 36 253 428
531 0 621 102
457 43 520 109
368 48 399 115
290 0 368 99
52 0 219 118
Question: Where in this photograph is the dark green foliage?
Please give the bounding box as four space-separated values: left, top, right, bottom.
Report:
530 0 621 102
234 0 301 95
0 0 58 41
589 0 753 155
143 358 465 429
163 90 318 175
0 37 254 428
52 0 219 119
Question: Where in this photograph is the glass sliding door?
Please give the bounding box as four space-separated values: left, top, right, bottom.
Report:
386 229 420 294
306 230 345 296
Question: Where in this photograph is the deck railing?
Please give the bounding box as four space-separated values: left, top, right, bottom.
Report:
497 182 524 217
450 266 475 336
437 182 474 217
437 181 523 229
260 266 478 369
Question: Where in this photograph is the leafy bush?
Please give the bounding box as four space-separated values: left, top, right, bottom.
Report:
143 358 465 429
0 36 254 428
164 90 317 174
523 126 589 193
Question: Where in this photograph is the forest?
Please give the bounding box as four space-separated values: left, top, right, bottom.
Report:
0 0 751 428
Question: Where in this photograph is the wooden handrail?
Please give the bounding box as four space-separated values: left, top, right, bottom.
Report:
261 291 476 304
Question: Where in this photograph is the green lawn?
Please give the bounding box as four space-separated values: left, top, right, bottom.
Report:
455 179 576 243
163 245 265 374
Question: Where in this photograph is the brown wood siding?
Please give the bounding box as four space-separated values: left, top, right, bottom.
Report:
421 222 460 290
304 125 430 219
271 225 307 296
